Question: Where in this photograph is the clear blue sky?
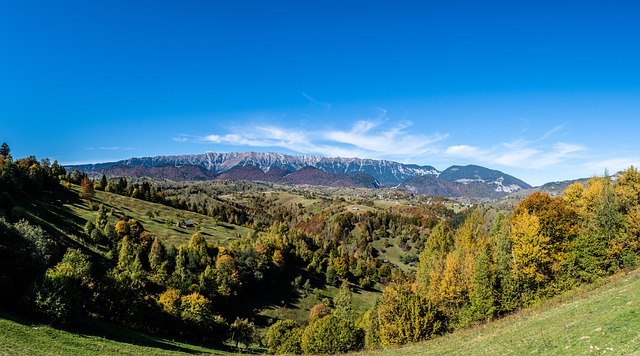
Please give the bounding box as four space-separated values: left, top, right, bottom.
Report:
2 1 639 186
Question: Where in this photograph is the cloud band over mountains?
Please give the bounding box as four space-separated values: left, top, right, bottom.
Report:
172 115 636 186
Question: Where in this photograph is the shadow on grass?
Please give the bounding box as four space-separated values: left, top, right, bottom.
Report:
20 189 87 239
0 308 229 355
231 269 333 329
216 223 236 230
78 318 221 354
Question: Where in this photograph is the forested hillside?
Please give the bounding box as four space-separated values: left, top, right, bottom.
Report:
2 143 640 354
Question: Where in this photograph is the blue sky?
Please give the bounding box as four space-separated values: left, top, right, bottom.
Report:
1 1 639 186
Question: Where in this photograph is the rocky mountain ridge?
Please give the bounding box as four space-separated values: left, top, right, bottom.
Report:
70 151 439 186
68 151 532 198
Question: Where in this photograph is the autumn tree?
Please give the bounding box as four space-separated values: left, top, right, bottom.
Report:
437 251 464 307
180 292 213 327
509 192 577 299
510 208 548 295
158 288 181 317
79 176 95 200
372 279 442 347
309 303 330 321
453 208 486 293
416 221 453 299
568 174 627 279
513 192 575 278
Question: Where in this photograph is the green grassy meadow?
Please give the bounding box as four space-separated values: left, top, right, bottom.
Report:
257 281 381 331
0 312 232 356
22 185 252 248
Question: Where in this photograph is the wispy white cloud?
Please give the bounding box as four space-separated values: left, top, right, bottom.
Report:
584 157 640 175
177 113 600 183
323 116 447 156
302 92 332 110
539 124 564 141
172 135 190 143
445 145 488 157
187 116 447 160
444 126 586 170
84 146 136 151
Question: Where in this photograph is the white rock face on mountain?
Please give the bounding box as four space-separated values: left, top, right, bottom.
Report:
452 176 525 193
490 177 523 193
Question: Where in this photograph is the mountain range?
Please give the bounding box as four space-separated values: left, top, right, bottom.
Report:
67 152 532 198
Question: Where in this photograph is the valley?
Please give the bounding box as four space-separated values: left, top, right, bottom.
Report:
1 149 639 354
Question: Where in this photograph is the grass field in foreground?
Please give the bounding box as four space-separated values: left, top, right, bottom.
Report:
362 270 640 355
0 313 233 356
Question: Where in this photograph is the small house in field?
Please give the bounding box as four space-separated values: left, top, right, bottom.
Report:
177 220 195 229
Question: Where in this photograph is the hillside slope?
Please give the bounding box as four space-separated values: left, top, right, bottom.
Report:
2 270 637 355
367 270 640 355
0 313 228 355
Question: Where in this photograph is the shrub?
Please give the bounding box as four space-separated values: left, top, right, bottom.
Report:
301 315 364 354
263 319 302 354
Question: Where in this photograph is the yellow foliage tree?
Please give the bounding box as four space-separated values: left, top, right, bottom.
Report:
452 209 486 294
614 166 640 213
114 220 129 236
180 292 212 325
272 249 285 269
415 221 452 298
374 280 442 347
437 252 464 306
158 288 181 316
509 209 549 286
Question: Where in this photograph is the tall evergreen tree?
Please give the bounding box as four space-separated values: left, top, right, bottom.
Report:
333 280 354 321
0 142 10 157
490 212 519 313
100 174 108 190
469 248 495 321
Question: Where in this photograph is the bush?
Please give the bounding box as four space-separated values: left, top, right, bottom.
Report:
14 219 56 267
263 319 302 354
32 248 92 324
301 314 364 354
